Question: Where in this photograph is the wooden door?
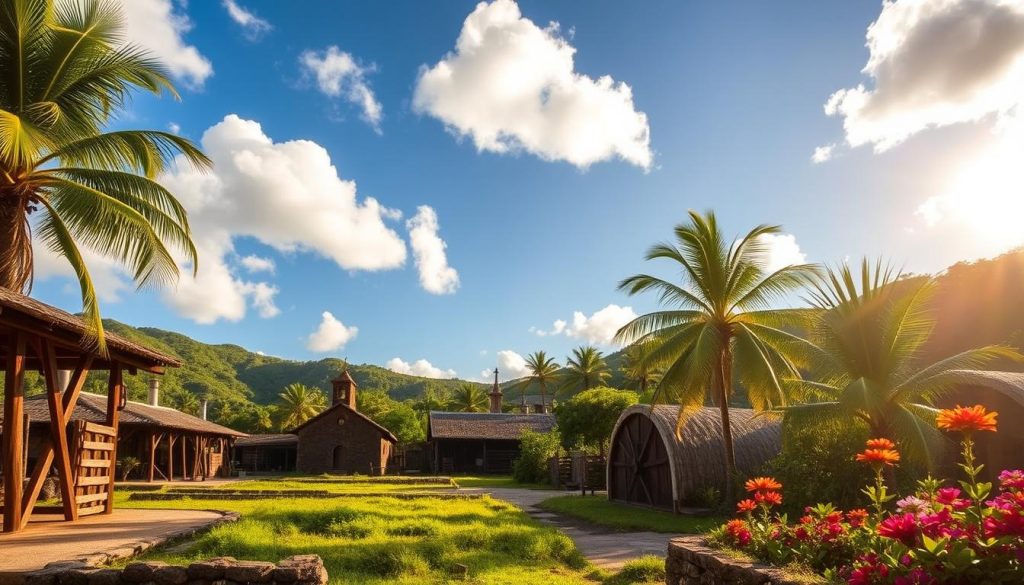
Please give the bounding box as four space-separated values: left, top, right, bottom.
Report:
609 413 673 509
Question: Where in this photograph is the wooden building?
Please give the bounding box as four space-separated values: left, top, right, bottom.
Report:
234 434 298 473
0 289 179 533
292 371 396 474
938 370 1024 477
608 405 781 512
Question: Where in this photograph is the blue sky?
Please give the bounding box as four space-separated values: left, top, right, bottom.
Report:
33 0 1024 382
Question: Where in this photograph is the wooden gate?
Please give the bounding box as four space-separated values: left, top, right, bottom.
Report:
72 420 117 516
608 412 673 509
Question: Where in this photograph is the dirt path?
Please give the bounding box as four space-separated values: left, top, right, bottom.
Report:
461 486 677 570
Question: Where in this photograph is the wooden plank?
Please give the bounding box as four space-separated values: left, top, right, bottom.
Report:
79 459 111 468
75 492 109 505
40 339 78 522
2 331 27 533
77 504 107 516
104 365 123 515
77 475 111 487
82 422 116 437
82 441 114 452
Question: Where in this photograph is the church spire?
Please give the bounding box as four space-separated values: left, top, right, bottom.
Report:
488 368 503 413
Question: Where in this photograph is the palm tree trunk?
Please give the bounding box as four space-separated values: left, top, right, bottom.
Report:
0 192 32 291
718 344 738 504
539 381 546 412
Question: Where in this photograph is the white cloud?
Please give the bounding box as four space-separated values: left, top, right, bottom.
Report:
300 46 383 131
811 144 835 163
306 311 358 352
413 0 652 169
223 0 271 40
33 245 133 304
168 122 181 134
758 233 807 273
824 0 1024 151
156 114 408 323
386 357 457 379
116 0 213 88
484 350 531 381
406 206 459 295
530 319 566 337
566 305 637 346
240 255 275 274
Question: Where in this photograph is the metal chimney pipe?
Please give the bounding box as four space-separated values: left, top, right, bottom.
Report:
201 399 209 420
148 378 160 406
56 370 72 393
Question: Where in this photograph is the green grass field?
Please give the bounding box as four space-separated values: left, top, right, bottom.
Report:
118 477 660 585
537 495 723 534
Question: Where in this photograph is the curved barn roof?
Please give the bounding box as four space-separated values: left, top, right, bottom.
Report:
610 405 782 504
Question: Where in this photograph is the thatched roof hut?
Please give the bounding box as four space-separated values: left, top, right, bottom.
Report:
607 405 781 511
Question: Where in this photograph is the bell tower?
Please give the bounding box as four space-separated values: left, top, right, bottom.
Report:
331 368 358 410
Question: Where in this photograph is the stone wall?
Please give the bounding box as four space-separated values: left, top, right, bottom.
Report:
295 404 391 475
665 536 821 585
7 556 327 585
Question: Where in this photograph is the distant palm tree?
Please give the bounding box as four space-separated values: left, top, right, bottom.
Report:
621 340 662 396
172 390 199 416
785 259 1021 466
0 0 211 351
451 383 489 412
616 210 817 502
277 383 327 430
520 351 560 409
414 386 451 416
559 346 611 394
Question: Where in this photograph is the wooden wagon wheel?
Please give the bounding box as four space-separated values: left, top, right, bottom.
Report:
611 414 670 506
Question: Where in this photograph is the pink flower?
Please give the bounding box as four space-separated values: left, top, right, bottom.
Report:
896 496 930 515
878 513 920 547
999 469 1024 490
934 487 970 510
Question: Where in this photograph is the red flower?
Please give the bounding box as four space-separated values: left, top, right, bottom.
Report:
878 513 920 547
936 404 997 434
724 519 751 546
856 448 901 467
744 476 782 493
755 490 783 507
865 437 896 450
736 499 757 514
846 509 869 528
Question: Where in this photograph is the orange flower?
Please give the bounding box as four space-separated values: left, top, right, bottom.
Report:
856 448 901 467
736 499 757 514
745 476 783 493
755 490 783 506
936 405 997 434
865 438 896 450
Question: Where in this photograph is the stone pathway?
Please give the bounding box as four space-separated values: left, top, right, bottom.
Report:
462 486 678 570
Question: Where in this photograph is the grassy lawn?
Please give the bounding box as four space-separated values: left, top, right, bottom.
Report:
117 477 657 584
538 495 724 534
189 478 457 493
452 475 555 490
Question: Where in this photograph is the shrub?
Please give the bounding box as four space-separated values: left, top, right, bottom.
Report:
555 387 638 453
512 428 560 484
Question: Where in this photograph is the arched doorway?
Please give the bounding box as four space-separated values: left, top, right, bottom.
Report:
332 445 345 470
609 412 673 509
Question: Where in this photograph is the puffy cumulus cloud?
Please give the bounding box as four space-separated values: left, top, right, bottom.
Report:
532 305 637 346
406 206 460 295
758 233 808 273
157 114 407 323
824 0 1024 151
116 0 212 87
811 144 835 163
386 357 457 379
482 349 531 381
529 319 566 337
223 0 272 40
413 0 652 170
240 255 275 274
300 46 383 131
306 311 358 352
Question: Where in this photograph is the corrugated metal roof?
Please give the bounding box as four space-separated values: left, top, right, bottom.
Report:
427 411 555 440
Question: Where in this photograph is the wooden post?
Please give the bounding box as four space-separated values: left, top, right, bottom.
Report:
2 332 26 532
168 434 176 481
38 339 78 522
148 431 157 482
181 435 188 480
104 364 123 514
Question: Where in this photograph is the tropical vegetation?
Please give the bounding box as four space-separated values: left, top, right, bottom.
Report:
520 350 560 409
275 383 327 429
0 0 210 350
559 345 612 394
554 387 638 454
450 382 489 412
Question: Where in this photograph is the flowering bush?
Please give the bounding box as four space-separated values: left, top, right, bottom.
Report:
708 405 1023 584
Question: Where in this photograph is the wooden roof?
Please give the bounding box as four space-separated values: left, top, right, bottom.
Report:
427 411 556 440
944 370 1024 409
0 289 180 372
610 405 782 502
235 433 299 447
0 392 245 437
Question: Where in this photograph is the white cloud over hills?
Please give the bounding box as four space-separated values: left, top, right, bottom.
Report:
531 304 637 346
413 0 652 170
307 312 359 352
386 358 458 379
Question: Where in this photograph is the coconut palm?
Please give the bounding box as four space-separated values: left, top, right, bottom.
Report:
621 339 663 396
519 350 560 410
559 345 611 394
276 383 327 430
615 210 818 501
784 259 1021 467
0 0 210 350
451 383 489 413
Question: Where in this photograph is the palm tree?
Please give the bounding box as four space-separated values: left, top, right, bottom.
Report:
0 1 210 350
621 340 663 396
559 345 611 394
276 383 327 430
519 350 560 410
615 210 817 501
451 383 488 413
784 259 1021 467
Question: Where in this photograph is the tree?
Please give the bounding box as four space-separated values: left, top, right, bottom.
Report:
559 345 611 394
621 340 662 395
784 259 1021 467
519 351 560 409
616 210 817 501
276 383 326 430
554 387 638 455
451 382 488 412
0 0 211 351
413 386 450 416
167 387 199 416
357 389 425 444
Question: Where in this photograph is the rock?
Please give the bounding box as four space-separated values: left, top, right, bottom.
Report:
151 567 187 585
85 569 121 585
122 564 165 584
223 562 274 584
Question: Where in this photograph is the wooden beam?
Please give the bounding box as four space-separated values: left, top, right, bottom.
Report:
168 433 177 481
148 431 157 483
103 364 123 514
34 339 78 523
2 331 26 533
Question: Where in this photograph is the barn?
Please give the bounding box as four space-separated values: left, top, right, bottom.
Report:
608 405 781 512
